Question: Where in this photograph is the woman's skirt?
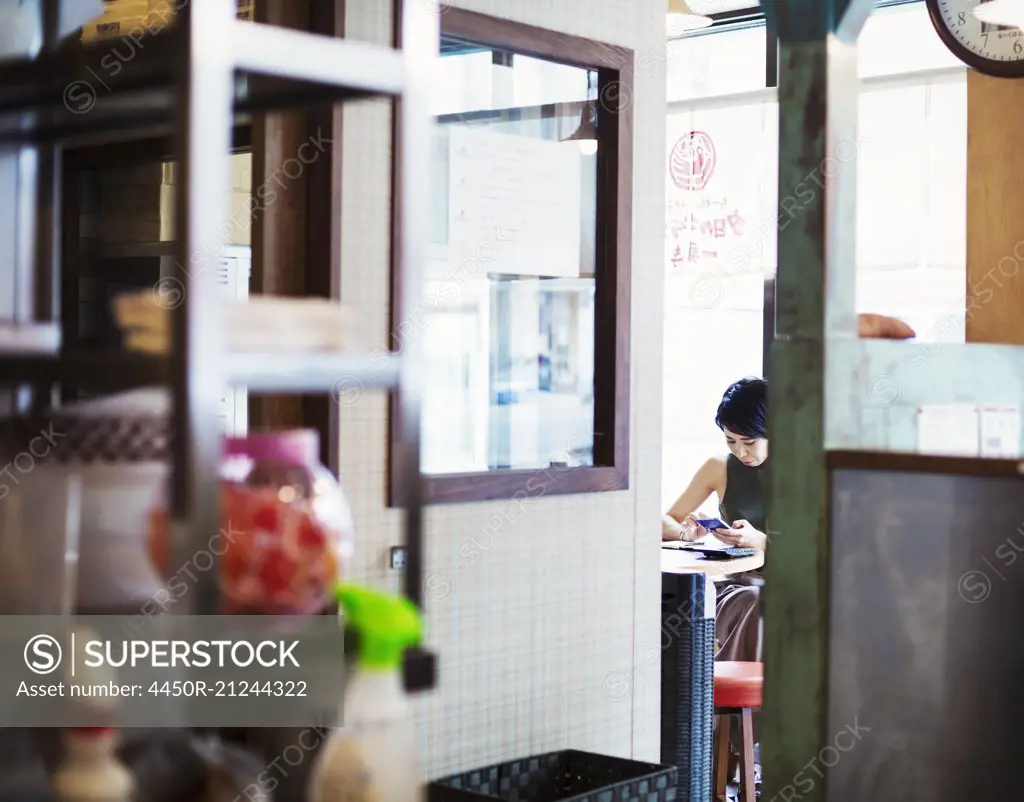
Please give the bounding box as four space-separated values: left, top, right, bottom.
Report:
714 576 762 662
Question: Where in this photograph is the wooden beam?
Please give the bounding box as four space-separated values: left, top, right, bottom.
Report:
303 0 345 472
248 0 312 431
761 2 873 801
965 70 1024 345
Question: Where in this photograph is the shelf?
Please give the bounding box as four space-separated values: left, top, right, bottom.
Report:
228 352 401 393
232 23 405 94
97 241 176 259
0 351 401 395
0 22 404 146
0 352 168 390
1 0 438 698
827 450 1024 478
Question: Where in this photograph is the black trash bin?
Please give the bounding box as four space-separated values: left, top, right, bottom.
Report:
428 749 677 802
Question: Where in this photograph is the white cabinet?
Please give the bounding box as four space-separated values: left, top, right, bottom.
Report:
216 246 250 436
159 244 250 436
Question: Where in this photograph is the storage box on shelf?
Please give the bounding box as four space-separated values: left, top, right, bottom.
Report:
80 0 151 44
0 0 438 692
79 0 254 41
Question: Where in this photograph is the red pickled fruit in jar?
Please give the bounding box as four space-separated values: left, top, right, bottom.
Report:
148 509 169 574
259 553 292 598
297 516 326 550
230 575 263 610
252 503 279 534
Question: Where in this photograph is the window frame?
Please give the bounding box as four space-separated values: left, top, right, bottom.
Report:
387 6 634 505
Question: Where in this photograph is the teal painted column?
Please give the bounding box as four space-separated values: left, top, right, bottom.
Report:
760 2 874 801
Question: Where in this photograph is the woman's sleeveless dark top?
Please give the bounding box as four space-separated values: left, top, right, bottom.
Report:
718 454 767 533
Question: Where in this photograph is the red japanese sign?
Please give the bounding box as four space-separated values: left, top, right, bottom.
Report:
669 131 716 191
665 196 746 271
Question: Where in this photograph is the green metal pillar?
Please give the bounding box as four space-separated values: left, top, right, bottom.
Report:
761 2 874 800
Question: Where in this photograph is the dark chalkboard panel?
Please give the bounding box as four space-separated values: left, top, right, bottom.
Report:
827 467 1024 800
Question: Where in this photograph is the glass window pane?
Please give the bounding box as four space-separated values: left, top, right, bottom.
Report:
859 2 964 78
662 7 969 505
663 100 771 508
423 48 598 474
432 51 495 116
666 99 777 297
513 55 591 108
856 84 928 270
662 307 763 511
855 72 967 343
923 78 967 270
666 24 767 102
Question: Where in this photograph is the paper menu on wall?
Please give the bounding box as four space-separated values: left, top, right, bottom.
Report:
915 404 1022 458
448 126 582 279
916 405 980 457
979 404 1021 458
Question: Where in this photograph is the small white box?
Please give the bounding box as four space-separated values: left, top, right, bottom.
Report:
979 404 1021 458
916 404 981 457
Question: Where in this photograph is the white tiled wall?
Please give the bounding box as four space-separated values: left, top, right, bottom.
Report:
340 0 667 780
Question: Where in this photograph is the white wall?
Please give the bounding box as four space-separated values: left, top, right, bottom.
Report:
339 0 667 779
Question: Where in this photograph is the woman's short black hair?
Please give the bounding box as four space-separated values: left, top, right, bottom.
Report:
715 377 767 439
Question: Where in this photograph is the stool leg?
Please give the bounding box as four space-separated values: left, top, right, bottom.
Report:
739 707 756 802
713 713 732 801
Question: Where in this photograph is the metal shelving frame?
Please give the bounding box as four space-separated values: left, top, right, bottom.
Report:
0 0 437 692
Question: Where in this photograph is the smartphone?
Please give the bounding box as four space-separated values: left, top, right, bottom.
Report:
696 517 728 532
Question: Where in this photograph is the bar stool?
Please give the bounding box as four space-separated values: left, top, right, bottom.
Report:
713 661 762 802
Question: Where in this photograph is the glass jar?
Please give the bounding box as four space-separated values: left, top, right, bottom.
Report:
149 429 353 614
221 430 353 614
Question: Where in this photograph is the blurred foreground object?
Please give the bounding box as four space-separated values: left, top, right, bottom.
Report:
857 313 916 339
0 0 102 57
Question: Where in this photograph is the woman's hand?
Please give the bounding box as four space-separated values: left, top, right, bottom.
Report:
662 513 707 542
680 513 710 541
715 519 767 550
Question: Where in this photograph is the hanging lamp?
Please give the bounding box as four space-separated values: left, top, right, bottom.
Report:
562 70 599 156
563 101 598 156
667 0 713 35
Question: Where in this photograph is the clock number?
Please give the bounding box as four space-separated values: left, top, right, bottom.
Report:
926 0 1024 76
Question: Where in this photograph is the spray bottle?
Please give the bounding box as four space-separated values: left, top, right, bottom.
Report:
308 585 423 802
52 728 134 802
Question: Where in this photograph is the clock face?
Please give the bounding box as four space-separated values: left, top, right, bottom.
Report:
927 0 1024 77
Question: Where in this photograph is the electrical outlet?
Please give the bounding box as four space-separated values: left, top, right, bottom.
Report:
390 546 407 570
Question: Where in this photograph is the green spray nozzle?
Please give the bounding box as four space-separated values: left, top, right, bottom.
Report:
336 584 422 670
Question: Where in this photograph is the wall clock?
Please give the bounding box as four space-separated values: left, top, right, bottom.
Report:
925 0 1024 77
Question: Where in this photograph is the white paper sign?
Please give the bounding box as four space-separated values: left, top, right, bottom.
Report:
916 404 980 457
979 404 1021 458
448 126 582 278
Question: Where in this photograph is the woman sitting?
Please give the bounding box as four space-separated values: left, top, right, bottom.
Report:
662 376 768 662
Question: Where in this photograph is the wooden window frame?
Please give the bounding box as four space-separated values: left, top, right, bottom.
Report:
388 7 634 505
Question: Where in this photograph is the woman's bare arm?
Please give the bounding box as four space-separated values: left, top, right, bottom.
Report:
662 456 724 541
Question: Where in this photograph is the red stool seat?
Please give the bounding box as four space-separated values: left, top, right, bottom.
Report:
714 661 763 709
